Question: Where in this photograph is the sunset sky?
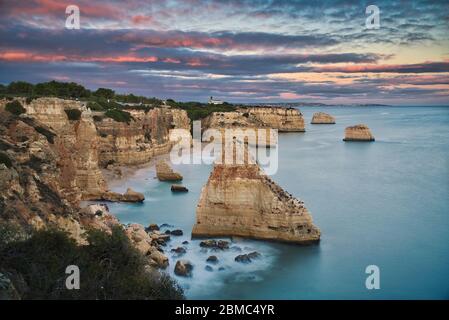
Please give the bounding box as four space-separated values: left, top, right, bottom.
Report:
0 0 448 105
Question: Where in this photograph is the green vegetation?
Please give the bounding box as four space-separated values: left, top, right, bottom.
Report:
0 152 12 168
167 100 236 121
0 225 184 300
105 109 134 123
5 100 26 115
64 109 82 121
1 80 236 121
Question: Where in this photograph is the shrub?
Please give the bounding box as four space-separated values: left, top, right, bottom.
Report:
87 101 104 111
0 152 12 168
5 100 26 115
64 109 82 121
105 109 133 123
0 226 184 300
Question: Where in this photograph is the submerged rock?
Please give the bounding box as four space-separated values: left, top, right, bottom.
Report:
235 251 261 263
199 240 230 250
174 260 193 277
311 112 335 124
205 265 214 272
206 255 219 264
171 184 189 192
170 229 183 236
171 247 186 255
156 160 183 181
343 124 375 141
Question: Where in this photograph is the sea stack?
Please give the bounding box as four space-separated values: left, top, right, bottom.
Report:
343 124 375 141
311 112 335 124
156 160 183 181
192 163 320 244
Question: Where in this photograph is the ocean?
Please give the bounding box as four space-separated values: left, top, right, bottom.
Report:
97 106 449 299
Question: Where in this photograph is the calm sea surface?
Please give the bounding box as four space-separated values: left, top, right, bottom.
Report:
96 106 449 299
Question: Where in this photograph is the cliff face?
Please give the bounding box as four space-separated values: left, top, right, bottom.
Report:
192 163 320 244
3 98 107 201
96 108 190 166
311 112 335 124
0 106 168 268
237 107 306 132
343 124 375 141
203 106 305 133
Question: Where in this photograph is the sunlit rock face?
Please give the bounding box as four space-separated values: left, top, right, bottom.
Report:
343 124 375 141
95 108 190 166
202 106 306 133
237 107 306 132
311 112 336 124
192 162 320 244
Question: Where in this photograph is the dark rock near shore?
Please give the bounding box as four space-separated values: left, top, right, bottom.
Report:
170 229 183 236
206 255 219 264
235 251 261 263
171 247 186 255
174 260 193 277
171 184 189 192
199 240 229 250
145 223 159 232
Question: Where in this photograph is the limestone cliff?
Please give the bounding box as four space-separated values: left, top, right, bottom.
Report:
192 163 320 244
203 107 305 132
1 97 107 201
95 108 190 166
311 112 335 124
343 124 375 141
0 108 167 268
237 106 306 132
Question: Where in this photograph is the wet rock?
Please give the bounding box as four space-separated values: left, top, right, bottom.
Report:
160 223 173 228
182 240 189 245
235 251 261 263
145 223 159 232
230 246 242 252
171 247 186 255
199 239 229 250
206 255 219 264
218 267 225 271
170 229 183 236
174 260 193 277
171 184 189 192
165 230 171 235
205 265 213 272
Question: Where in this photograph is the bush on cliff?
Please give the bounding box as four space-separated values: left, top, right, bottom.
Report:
166 99 236 121
5 100 26 115
0 225 184 300
105 109 134 123
64 109 82 121
0 152 13 169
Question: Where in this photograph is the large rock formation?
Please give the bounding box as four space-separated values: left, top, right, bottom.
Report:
237 107 306 132
203 106 305 133
0 101 168 268
156 160 183 181
192 163 320 244
311 112 335 124
95 108 190 166
343 124 375 141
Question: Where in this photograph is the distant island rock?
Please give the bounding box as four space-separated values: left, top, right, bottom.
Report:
311 112 335 124
343 124 375 141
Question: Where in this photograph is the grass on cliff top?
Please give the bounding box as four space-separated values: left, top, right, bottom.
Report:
0 224 184 300
166 99 236 121
104 109 134 123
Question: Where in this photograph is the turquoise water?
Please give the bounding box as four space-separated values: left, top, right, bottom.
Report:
98 106 449 299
